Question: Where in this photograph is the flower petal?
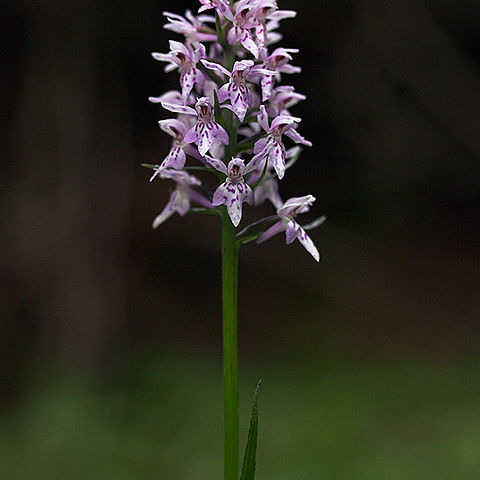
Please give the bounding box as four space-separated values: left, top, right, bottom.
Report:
197 124 214 156
257 105 270 133
161 102 196 115
205 155 228 174
285 127 312 146
297 226 320 261
210 121 229 145
256 220 284 243
201 59 231 77
183 126 198 144
269 141 286 179
152 191 177 228
160 145 186 170
285 220 300 244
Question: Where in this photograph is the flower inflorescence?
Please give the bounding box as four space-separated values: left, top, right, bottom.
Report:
146 0 325 261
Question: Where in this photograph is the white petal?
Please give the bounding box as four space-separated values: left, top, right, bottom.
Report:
205 155 228 174
200 59 231 77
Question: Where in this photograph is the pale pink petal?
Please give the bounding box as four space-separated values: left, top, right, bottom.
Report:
189 189 213 209
158 118 188 138
225 187 244 226
160 146 186 170
161 102 196 115
239 29 259 58
269 142 286 179
285 220 300 244
268 10 297 21
261 75 275 102
253 136 269 155
278 64 301 74
297 227 320 261
200 59 231 77
183 126 198 144
205 155 228 174
271 114 301 130
152 192 177 228
256 220 284 243
173 187 191 216
210 122 229 145
197 124 214 156
257 105 270 133
212 182 230 207
180 68 199 103
151 52 173 63
217 83 230 103
285 128 312 146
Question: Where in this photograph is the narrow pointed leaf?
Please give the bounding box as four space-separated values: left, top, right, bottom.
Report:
214 89 226 128
240 381 261 480
141 163 160 170
302 215 327 231
215 11 226 45
236 215 278 240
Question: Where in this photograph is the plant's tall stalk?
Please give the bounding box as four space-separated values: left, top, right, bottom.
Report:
221 209 239 480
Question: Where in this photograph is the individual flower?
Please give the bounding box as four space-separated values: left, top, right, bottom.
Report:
250 0 296 46
152 41 206 104
163 10 217 43
257 195 320 261
266 85 306 117
151 169 212 228
201 59 274 121
162 97 229 156
251 105 311 179
223 0 259 58
256 47 300 101
150 119 203 180
206 156 255 226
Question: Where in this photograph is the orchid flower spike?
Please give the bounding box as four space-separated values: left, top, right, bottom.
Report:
148 0 322 261
257 195 321 261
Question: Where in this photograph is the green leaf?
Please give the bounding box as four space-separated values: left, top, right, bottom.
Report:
141 163 159 170
214 89 227 128
240 381 262 480
302 215 327 231
234 133 266 155
250 157 269 190
188 208 220 216
215 11 225 45
183 166 218 174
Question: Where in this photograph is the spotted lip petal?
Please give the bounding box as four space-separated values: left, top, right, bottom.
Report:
191 121 229 156
285 220 319 261
212 181 253 227
268 141 286 179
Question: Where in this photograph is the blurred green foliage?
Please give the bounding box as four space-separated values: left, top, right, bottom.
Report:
0 353 478 480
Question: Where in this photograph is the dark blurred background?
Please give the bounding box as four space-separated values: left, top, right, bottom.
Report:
1 0 479 479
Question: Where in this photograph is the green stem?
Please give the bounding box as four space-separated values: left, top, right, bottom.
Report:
221 209 239 480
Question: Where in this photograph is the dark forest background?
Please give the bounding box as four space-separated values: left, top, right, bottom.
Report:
0 1 479 479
